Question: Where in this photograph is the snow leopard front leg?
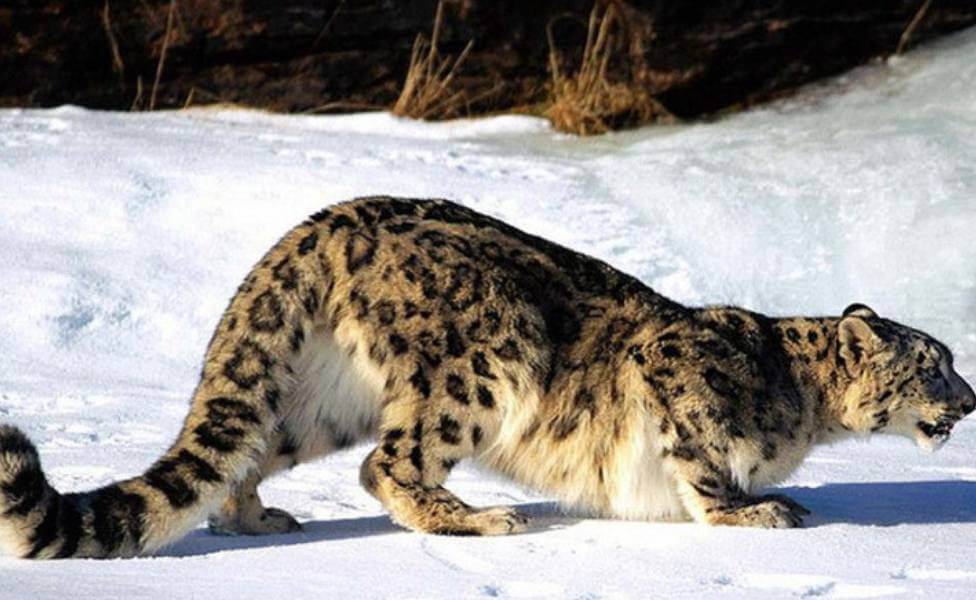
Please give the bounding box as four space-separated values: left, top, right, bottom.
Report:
643 333 810 528
667 452 810 528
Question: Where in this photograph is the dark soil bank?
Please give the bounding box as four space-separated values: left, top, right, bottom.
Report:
2 1 974 126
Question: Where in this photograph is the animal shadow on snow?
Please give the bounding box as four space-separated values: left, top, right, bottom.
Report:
160 481 976 557
160 501 569 558
783 480 976 527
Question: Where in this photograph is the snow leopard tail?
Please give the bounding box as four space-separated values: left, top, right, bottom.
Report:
0 210 341 559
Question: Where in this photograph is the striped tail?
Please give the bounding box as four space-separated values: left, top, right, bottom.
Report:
0 212 338 559
0 418 270 559
0 425 83 559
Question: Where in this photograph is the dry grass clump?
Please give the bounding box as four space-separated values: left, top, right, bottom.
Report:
546 1 671 135
149 0 178 110
392 0 474 120
107 0 180 111
101 1 125 79
896 0 933 55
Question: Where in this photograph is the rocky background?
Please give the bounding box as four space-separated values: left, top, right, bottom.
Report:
2 1 975 131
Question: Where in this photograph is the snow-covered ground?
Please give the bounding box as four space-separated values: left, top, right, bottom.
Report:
2 24 976 599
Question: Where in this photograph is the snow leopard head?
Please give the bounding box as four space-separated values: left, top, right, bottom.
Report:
837 303 975 451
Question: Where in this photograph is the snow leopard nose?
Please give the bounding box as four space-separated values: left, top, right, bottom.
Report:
951 374 975 415
960 386 975 415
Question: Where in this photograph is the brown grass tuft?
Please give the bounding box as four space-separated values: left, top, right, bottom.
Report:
546 1 672 135
896 0 933 55
131 75 145 111
392 0 474 120
101 1 125 79
149 0 177 111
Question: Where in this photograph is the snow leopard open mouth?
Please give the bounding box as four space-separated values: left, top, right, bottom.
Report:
917 418 956 446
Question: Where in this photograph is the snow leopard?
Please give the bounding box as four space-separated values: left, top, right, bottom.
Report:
1 196 973 558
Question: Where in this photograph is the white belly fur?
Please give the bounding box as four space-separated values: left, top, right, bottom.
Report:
283 328 688 522
282 324 386 456
481 386 688 521
606 420 688 521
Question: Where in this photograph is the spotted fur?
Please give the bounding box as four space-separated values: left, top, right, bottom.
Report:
1 197 973 558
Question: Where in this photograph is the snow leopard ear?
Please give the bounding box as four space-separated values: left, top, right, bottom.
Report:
838 314 884 377
842 303 877 319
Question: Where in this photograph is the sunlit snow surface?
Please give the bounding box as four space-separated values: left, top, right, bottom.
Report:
2 26 976 600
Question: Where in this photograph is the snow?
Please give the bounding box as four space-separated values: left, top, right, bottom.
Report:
2 24 976 599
